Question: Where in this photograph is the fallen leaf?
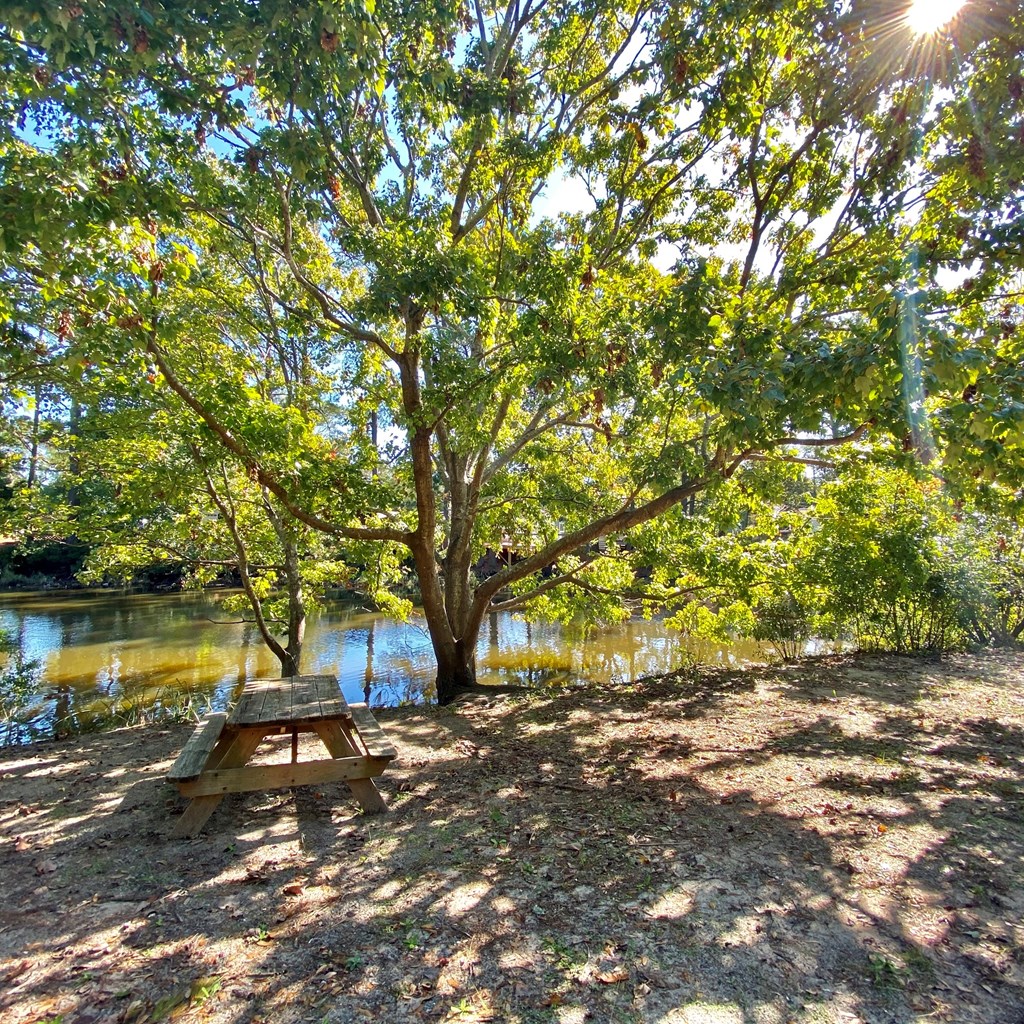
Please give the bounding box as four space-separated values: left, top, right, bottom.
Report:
435 974 460 995
34 858 57 875
14 836 31 852
282 883 305 896
597 967 630 984
123 998 148 1022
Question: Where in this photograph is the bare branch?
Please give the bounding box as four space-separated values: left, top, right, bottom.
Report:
765 424 870 448
488 554 600 612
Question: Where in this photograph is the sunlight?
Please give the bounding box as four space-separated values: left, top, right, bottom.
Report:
904 0 966 35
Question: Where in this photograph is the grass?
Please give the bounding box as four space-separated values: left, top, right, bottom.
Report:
866 953 906 989
900 945 936 980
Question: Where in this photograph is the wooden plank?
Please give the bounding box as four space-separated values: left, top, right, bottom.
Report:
312 674 349 721
349 704 397 760
337 717 362 754
229 675 348 729
258 678 290 726
177 755 388 797
289 675 326 724
167 714 227 782
170 727 265 838
201 725 239 774
314 721 388 814
229 679 273 727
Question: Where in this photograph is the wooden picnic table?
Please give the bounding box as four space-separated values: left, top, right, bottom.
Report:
167 674 395 838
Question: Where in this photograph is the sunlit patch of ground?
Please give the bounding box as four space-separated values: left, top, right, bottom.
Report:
1 649 1023 1024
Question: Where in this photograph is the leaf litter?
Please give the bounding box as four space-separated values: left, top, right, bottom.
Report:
0 650 1022 1023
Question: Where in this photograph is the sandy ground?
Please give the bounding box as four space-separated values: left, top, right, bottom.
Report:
1 650 1023 1024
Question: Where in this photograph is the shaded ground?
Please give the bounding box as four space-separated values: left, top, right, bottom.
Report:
2 650 1023 1024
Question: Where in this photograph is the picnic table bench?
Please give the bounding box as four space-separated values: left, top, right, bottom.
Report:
167 674 395 838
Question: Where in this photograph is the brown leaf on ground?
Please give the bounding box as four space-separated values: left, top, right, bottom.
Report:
1 651 1023 1024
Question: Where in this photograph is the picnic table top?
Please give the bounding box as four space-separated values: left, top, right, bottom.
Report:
227 674 352 729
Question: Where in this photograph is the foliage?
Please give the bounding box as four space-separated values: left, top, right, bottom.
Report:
1 1 1022 698
751 592 813 662
658 463 1024 658
797 468 971 653
945 495 1024 646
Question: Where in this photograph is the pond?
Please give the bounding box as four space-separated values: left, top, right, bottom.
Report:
0 589 769 743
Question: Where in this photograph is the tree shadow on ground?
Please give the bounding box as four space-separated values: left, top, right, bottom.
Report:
1 651 1023 1024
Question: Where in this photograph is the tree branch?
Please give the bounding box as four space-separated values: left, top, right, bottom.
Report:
147 339 410 544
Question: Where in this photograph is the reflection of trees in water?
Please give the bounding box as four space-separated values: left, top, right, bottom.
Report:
364 619 374 704
235 626 251 689
52 684 72 739
1 594 776 740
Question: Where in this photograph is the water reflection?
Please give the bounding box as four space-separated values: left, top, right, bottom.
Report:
0 590 768 743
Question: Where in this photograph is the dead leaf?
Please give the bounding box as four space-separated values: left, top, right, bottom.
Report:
436 974 460 995
34 858 57 875
597 967 630 984
282 883 305 896
123 998 148 1022
14 836 31 852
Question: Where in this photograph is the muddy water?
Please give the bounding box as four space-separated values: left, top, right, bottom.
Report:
0 590 767 741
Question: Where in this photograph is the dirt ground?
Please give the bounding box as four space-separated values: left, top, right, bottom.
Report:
2 651 1023 1024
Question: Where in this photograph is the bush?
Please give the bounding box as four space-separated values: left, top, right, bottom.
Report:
752 592 813 661
661 465 1020 659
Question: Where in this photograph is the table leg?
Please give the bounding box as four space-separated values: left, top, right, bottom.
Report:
171 728 266 838
313 721 388 814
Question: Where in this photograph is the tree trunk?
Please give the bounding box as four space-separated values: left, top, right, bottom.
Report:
268 504 305 679
434 636 480 705
27 385 42 489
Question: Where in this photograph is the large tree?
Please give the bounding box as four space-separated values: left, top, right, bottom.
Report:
2 0 1022 701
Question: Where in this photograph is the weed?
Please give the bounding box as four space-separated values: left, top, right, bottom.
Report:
866 953 905 989
901 946 935 978
344 954 364 971
190 977 222 1006
541 935 586 972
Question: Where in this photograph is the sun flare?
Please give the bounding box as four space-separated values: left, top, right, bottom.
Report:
904 0 966 35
